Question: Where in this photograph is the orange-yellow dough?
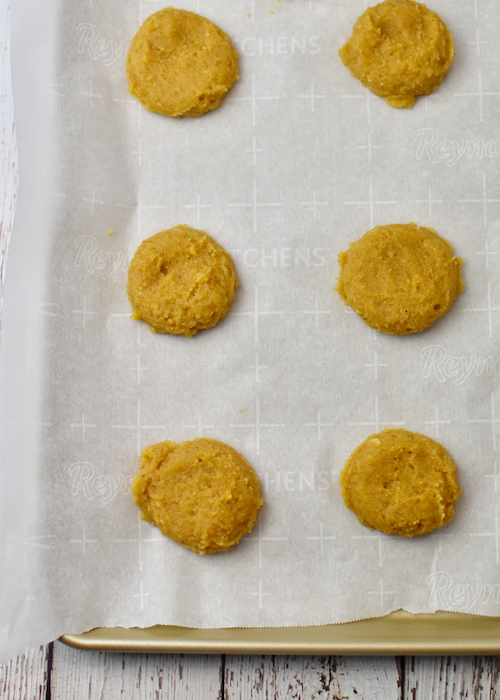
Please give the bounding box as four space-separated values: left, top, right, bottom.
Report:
127 225 238 337
131 438 264 554
340 429 461 537
336 223 464 335
339 0 454 109
126 7 239 117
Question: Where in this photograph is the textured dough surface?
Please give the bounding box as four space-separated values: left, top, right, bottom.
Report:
336 223 464 335
339 0 454 108
131 438 264 554
126 7 239 117
127 225 238 336
340 429 461 537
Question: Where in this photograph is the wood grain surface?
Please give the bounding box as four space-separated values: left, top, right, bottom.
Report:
4 647 500 699
2 1 500 698
223 654 402 698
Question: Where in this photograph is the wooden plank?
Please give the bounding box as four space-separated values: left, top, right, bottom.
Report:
50 640 223 700
224 655 402 700
405 655 500 699
0 646 49 700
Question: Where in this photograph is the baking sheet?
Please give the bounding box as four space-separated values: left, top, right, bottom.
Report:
2 0 500 663
61 613 500 656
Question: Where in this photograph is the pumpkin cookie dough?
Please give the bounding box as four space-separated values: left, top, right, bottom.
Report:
336 223 464 335
340 429 461 537
126 7 239 117
339 0 454 109
131 438 264 554
127 225 238 337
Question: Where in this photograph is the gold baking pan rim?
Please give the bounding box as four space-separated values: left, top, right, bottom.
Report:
60 610 500 656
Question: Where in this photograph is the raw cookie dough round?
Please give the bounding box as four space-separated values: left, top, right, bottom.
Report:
339 0 454 109
336 223 464 335
126 7 239 117
340 429 461 537
131 438 264 554
127 225 239 337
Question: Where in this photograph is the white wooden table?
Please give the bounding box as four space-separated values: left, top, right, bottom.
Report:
3 643 500 698
2 1 500 696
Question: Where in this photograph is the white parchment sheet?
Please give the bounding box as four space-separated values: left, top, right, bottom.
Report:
2 0 500 662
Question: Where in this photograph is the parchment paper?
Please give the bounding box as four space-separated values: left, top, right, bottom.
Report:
2 0 500 663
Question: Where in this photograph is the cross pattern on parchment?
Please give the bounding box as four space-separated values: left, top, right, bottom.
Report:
368 577 396 607
467 29 489 56
454 69 500 123
117 185 173 242
469 505 500 565
129 354 148 384
70 524 98 553
79 79 102 109
227 178 282 233
112 513 163 572
304 412 334 442
348 395 405 433
82 189 104 216
70 413 97 442
185 413 215 438
301 191 328 219
357 131 383 162
132 580 151 612
251 578 271 609
417 186 444 218
113 96 143 130
458 172 500 230
298 83 326 112
340 87 375 125
228 395 285 456
247 352 268 383
72 296 96 329
463 281 500 338
185 194 212 222
245 135 264 165
110 310 146 348
302 294 331 327
429 532 455 574
232 285 285 343
484 461 500 492
466 392 500 450
246 523 289 569
8 533 55 558
476 241 497 269
424 406 451 440
227 72 280 127
306 523 336 554
132 138 146 168
351 530 386 568
362 349 389 381
112 398 168 456
343 176 399 229
37 302 59 318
